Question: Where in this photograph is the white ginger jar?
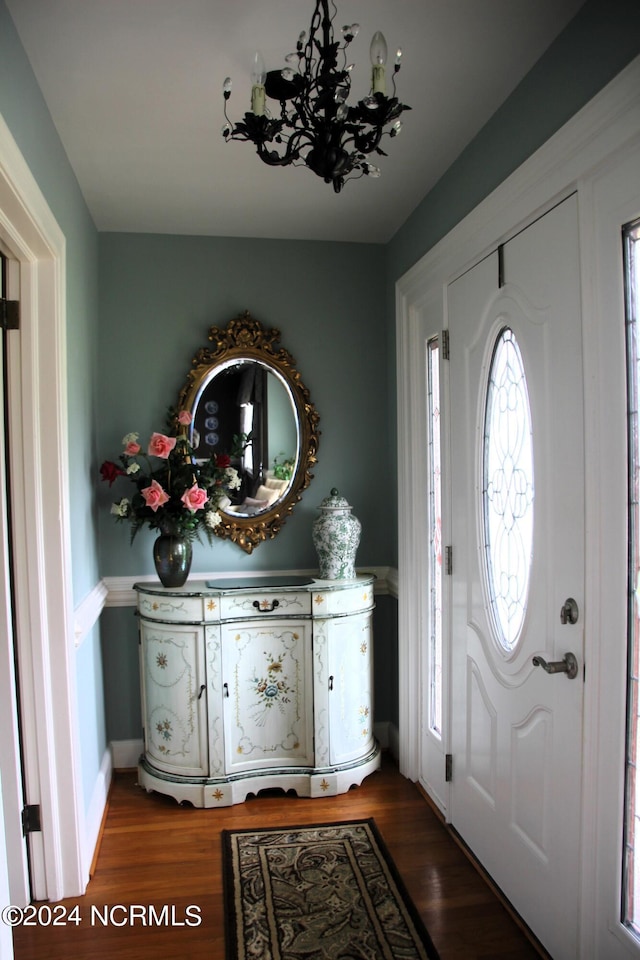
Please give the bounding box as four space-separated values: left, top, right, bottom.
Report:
312 488 361 580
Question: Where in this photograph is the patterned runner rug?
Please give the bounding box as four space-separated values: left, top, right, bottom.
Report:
222 818 440 959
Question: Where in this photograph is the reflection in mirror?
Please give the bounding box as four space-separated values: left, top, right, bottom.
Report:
191 359 298 517
177 312 320 553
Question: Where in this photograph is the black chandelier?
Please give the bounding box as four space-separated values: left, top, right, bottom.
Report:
222 0 410 194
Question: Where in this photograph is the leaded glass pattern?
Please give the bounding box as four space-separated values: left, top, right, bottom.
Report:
427 339 442 737
623 220 640 934
482 327 534 652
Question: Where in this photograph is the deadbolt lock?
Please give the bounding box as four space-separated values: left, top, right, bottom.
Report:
560 597 579 625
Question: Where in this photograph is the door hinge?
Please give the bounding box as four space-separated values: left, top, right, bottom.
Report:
445 545 453 575
1 298 20 331
441 329 450 360
21 804 41 836
445 754 453 782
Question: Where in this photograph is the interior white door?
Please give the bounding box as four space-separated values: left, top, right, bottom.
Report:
449 195 584 960
0 256 30 906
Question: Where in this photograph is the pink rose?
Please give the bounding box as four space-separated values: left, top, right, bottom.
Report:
177 410 192 426
124 441 141 455
141 479 170 512
148 433 177 458
181 483 209 513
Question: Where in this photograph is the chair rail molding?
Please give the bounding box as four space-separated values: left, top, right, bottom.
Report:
97 565 398 610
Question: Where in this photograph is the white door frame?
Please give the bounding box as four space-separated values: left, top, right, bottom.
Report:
0 113 85 901
397 56 640 953
579 139 640 958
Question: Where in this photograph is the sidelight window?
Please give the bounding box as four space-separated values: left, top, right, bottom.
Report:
427 338 442 736
623 219 640 934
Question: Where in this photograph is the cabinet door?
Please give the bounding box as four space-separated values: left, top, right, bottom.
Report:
205 624 225 777
326 611 374 766
221 619 313 773
139 619 208 777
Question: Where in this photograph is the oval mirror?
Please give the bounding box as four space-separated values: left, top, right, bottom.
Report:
177 312 320 553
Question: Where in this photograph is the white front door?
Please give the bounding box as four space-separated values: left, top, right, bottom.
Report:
448 195 584 960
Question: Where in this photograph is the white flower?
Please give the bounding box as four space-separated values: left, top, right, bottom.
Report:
126 462 140 475
122 432 139 446
205 509 222 529
110 498 130 518
226 467 242 490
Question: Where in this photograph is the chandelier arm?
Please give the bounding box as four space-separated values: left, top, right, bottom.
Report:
353 126 385 156
343 166 366 185
253 125 316 167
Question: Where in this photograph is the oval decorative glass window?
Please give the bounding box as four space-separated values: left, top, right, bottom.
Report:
482 327 534 652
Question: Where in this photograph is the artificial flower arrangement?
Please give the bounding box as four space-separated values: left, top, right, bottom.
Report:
99 409 242 542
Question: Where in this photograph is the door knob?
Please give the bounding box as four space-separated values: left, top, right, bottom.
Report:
532 652 579 679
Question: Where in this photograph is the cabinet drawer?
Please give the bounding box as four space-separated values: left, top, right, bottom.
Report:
136 588 222 623
137 590 205 623
219 590 312 620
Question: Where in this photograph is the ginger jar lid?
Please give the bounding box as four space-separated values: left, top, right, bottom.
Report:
317 488 353 514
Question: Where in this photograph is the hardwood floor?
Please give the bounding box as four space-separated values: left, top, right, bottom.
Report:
12 755 545 959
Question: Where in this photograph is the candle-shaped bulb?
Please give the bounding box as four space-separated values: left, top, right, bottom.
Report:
252 51 266 86
251 51 266 116
370 31 388 66
370 31 387 94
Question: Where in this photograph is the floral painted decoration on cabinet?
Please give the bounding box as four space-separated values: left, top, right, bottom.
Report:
99 409 242 542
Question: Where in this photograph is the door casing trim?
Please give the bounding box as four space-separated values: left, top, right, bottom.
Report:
0 113 85 900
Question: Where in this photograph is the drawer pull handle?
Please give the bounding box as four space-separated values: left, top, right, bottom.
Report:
197 684 206 700
223 682 229 698
328 675 334 691
253 599 280 613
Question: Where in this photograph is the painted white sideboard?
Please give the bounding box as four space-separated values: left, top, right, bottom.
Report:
134 575 380 806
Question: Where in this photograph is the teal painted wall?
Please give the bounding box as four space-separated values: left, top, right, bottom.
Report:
389 0 640 282
0 0 105 815
97 233 389 575
97 233 393 739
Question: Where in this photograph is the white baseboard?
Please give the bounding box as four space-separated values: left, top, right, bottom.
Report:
111 739 143 770
374 721 399 762
387 722 399 762
82 747 112 883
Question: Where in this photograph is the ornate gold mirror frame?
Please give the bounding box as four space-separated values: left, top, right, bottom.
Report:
177 311 320 554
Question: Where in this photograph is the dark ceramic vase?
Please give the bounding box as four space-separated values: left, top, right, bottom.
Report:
152 534 192 588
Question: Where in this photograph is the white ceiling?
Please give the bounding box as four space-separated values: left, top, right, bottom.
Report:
6 0 584 243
